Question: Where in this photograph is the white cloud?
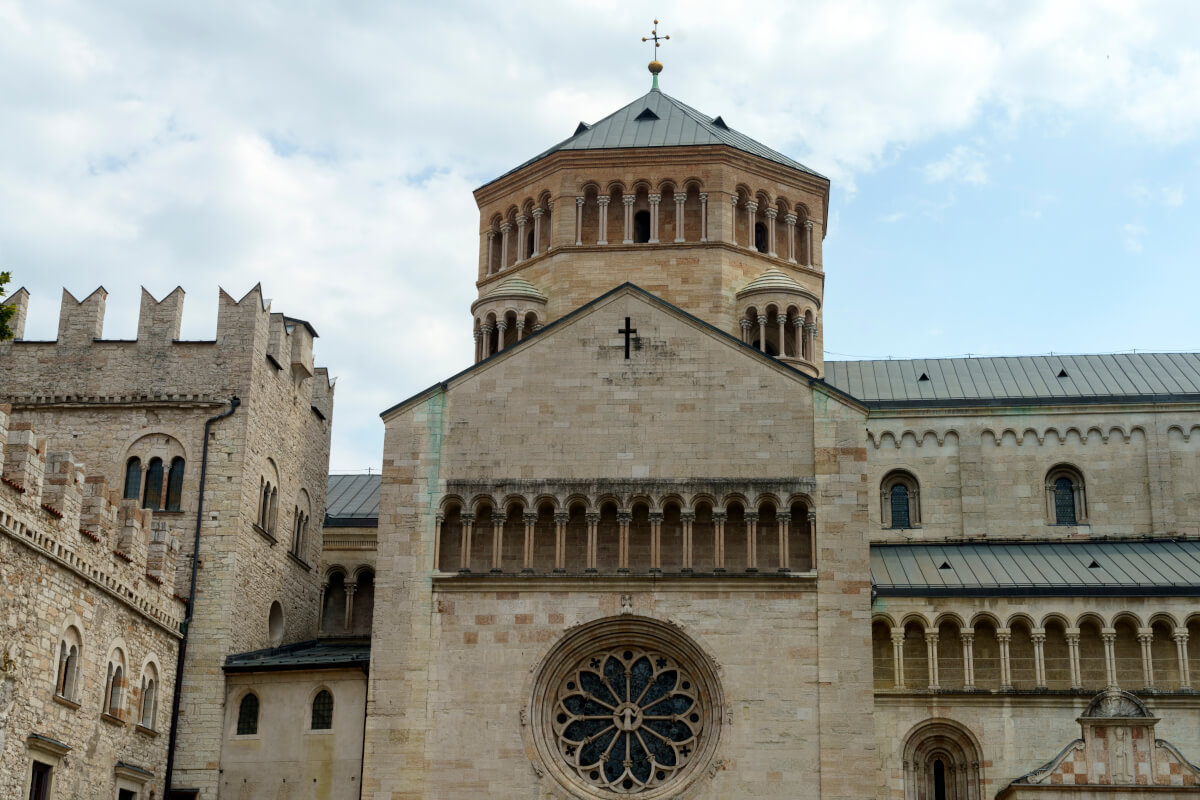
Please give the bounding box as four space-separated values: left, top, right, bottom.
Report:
1162 186 1185 207
922 146 989 185
1122 223 1146 254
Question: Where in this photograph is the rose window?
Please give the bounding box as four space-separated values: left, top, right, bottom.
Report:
554 647 701 793
529 618 723 798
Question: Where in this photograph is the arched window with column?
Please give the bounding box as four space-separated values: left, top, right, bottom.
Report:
123 458 142 501
139 661 159 730
55 626 83 702
902 719 984 800
143 457 164 510
165 457 185 511
1046 464 1087 525
881 470 921 529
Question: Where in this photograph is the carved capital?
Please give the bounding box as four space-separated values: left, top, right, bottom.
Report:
622 195 635 207
500 222 512 233
648 513 664 524
804 219 814 231
531 207 544 218
648 193 661 204
585 513 601 524
486 229 496 241
745 201 759 212
575 196 585 207
597 196 611 207
515 214 528 226
784 213 797 225
699 192 708 201
553 513 570 525
765 207 778 219
523 513 537 525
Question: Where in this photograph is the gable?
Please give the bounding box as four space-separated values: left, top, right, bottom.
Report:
390 287 829 481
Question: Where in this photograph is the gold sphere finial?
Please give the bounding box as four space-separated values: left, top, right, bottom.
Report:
648 60 663 75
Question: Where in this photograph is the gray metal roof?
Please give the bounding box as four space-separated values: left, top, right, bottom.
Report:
824 353 1200 406
872 539 1200 597
224 640 370 673
487 89 825 186
326 474 380 523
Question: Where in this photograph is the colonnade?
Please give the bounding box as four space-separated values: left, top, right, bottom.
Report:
740 305 816 360
474 310 543 361
731 194 816 267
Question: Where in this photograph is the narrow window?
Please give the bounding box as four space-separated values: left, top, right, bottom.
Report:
311 689 334 730
140 678 156 729
236 693 259 735
754 222 767 253
28 761 52 800
890 484 911 529
143 458 163 510
165 457 185 512
56 642 69 696
933 759 947 800
123 458 142 500
108 665 124 716
526 230 535 257
1054 477 1076 524
269 487 279 534
634 210 650 243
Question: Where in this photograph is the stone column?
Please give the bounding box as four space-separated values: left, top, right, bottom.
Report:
597 197 610 245
585 513 599 573
793 318 804 361
649 512 663 573
486 230 496 274
807 510 817 571
740 318 751 344
1138 629 1155 689
491 513 504 573
622 195 635 244
531 208 544 257
344 584 357 631
459 514 474 573
515 318 525 342
891 630 906 688
495 320 507 352
1066 629 1082 689
617 513 632 572
925 630 940 689
757 315 768 353
712 512 726 572
777 511 791 572
1102 628 1118 688
745 512 758 572
1175 630 1191 689
777 314 787 358
745 200 758 250
765 207 778 257
729 195 738 246
805 322 817 361
680 512 695 573
997 629 1013 690
515 214 528 264
499 222 512 270
804 220 814 267
553 512 568 573
546 200 554 249
674 193 686 242
481 324 493 359
648 194 661 243
785 213 797 262
317 582 328 632
1032 630 1047 688
699 192 708 242
472 329 481 363
961 630 975 689
522 513 537 574
575 197 584 246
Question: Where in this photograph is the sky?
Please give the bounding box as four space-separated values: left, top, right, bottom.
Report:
3 1 1199 472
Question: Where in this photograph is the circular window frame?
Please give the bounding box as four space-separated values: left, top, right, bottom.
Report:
526 616 724 799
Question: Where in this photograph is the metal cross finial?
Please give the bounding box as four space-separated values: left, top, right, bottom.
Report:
642 19 669 52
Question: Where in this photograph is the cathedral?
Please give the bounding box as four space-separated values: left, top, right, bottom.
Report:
2 58 1200 800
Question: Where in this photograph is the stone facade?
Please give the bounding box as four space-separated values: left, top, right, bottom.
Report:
0 285 334 800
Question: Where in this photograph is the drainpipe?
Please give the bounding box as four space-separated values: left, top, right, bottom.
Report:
165 396 240 799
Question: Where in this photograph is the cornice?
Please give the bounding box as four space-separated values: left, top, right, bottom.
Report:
431 571 817 592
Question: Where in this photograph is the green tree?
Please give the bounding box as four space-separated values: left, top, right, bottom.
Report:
0 272 14 341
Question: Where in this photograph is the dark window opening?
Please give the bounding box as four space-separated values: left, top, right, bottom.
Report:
143 457 163 510
312 689 334 730
526 230 535 257
28 762 52 800
890 484 911 529
165 457 185 511
119 791 137 800
236 693 259 735
633 210 650 243
751 339 778 357
933 759 947 800
123 458 141 500
754 222 767 253
1054 477 1076 525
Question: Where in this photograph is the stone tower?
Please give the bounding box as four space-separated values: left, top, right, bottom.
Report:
470 80 830 377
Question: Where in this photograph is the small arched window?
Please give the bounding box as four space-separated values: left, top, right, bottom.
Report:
754 222 768 253
634 210 650 243
165 457 185 512
236 693 259 735
143 458 163 510
104 662 125 718
311 689 334 730
139 666 158 730
55 628 82 702
881 471 921 529
1045 465 1087 525
123 458 142 501
526 230 535 258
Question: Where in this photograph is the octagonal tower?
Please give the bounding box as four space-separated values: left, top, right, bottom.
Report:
472 81 831 377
